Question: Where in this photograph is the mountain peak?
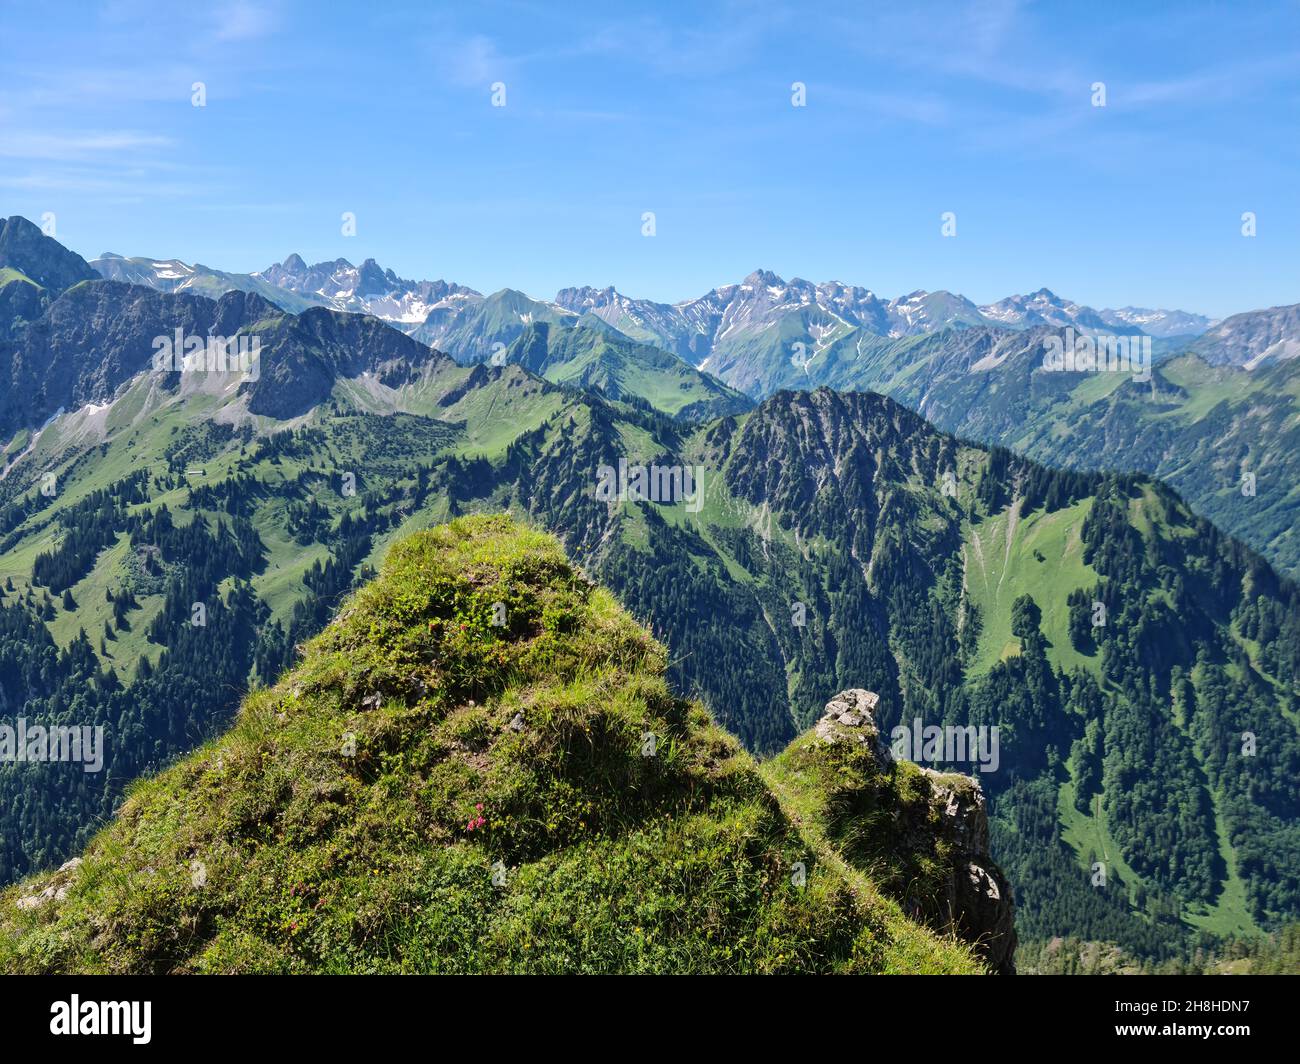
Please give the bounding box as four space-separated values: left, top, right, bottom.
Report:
743 268 785 288
0 215 99 293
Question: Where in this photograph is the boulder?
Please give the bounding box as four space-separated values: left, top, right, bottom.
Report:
813 688 893 769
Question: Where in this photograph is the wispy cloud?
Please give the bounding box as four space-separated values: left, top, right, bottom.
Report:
211 1 279 43
0 131 174 161
0 169 209 197
1123 51 1300 109
429 33 512 88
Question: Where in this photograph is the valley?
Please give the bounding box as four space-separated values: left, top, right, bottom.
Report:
2 217 1298 972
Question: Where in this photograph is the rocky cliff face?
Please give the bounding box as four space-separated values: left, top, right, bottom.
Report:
0 216 98 294
0 282 273 437
240 305 452 419
1189 303 1300 369
773 689 1017 974
0 277 455 436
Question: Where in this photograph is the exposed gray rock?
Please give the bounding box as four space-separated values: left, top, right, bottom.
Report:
813 689 1016 973
920 767 1016 974
813 688 892 769
14 857 83 911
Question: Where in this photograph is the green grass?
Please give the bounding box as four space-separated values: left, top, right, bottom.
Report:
964 498 1099 677
0 515 982 974
761 729 1002 972
1182 804 1259 939
1057 780 1142 898
0 267 39 289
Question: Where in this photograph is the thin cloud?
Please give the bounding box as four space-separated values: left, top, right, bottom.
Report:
212 2 279 43
0 131 174 161
429 34 511 88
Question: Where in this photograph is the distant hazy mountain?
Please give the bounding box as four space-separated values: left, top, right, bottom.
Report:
410 287 576 364
555 271 990 364
976 288 1124 333
255 254 480 326
552 285 713 361
976 291 1215 339
554 271 1214 397
92 253 319 314
1099 305 1217 339
91 244 1220 383
1188 303 1300 369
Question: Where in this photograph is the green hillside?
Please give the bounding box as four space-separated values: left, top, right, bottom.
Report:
708 320 1300 582
2 262 1299 968
505 320 752 420
0 516 985 974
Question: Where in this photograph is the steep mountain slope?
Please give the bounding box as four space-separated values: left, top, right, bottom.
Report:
1188 303 1300 369
736 321 1300 580
0 282 273 439
553 285 713 361
0 217 101 341
0 280 453 437
0 217 98 295
0 268 47 342
0 516 992 974
503 319 752 419
410 287 576 363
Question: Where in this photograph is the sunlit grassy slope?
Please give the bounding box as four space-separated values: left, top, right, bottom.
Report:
0 515 983 974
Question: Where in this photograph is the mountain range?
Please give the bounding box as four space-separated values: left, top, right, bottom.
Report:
2 216 1299 971
72 226 1300 582
90 249 1219 355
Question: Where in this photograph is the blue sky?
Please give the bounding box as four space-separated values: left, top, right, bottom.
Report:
1 0 1297 317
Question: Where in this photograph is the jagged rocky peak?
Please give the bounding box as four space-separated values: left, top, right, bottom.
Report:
743 267 785 288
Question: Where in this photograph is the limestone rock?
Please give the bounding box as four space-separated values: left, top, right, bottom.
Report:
15 857 83 911
813 689 893 769
812 689 1016 973
921 767 1016 974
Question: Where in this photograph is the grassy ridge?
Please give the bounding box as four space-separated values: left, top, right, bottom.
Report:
0 515 982 974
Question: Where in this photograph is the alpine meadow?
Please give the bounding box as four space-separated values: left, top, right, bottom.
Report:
1 2 1299 1030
